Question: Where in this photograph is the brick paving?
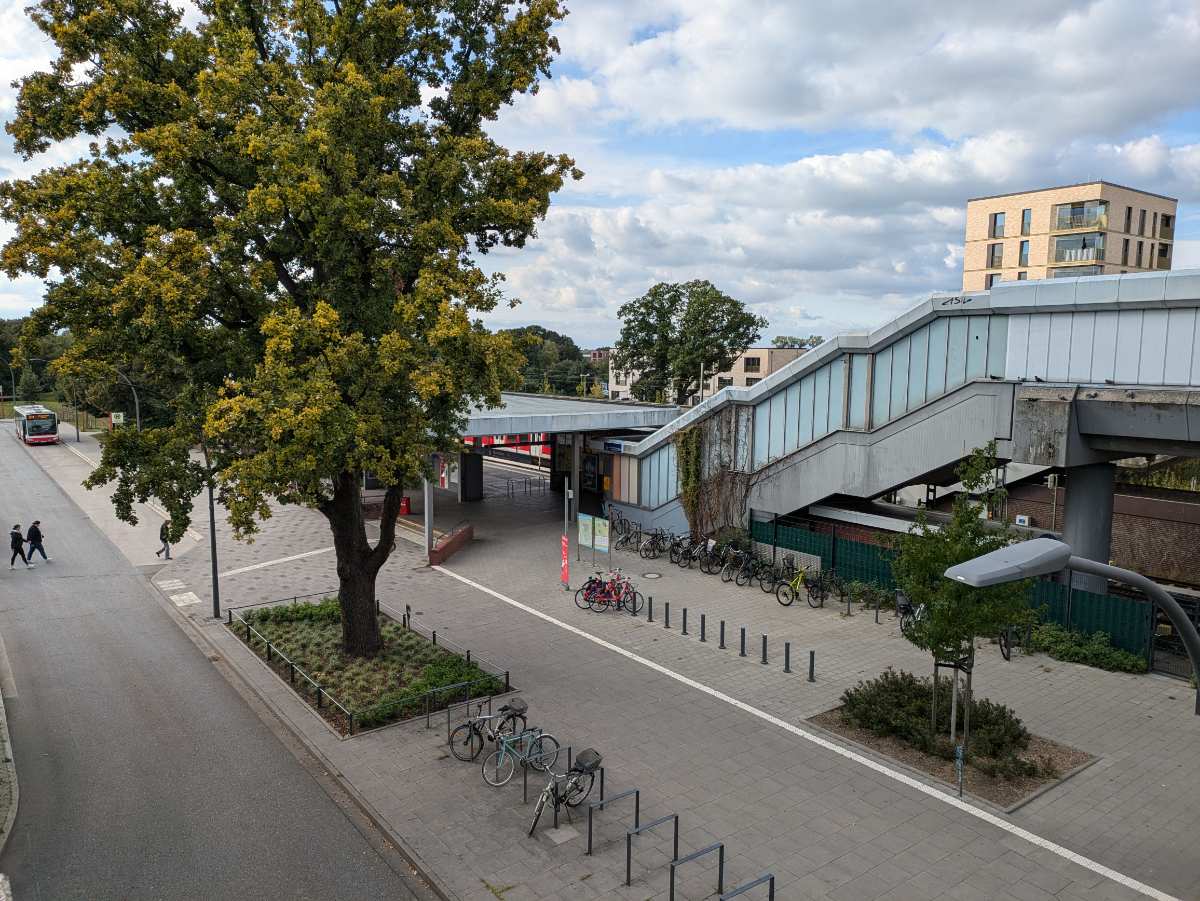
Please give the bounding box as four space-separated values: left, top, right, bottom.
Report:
152 480 1198 901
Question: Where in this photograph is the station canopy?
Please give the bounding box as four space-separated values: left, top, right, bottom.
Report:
463 392 679 438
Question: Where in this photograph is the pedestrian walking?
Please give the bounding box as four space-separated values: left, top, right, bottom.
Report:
156 520 172 560
25 520 50 562
9 524 34 569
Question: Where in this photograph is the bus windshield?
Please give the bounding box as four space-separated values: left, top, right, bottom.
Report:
24 413 57 435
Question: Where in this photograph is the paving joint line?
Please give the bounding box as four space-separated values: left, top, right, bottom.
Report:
434 563 1179 901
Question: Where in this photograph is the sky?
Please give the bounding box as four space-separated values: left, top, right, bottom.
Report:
2 0 1200 348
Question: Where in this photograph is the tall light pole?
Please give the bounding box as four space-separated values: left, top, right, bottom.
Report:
112 367 141 430
202 445 221 620
945 537 1200 715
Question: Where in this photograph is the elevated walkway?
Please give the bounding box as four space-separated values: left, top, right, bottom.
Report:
608 269 1200 547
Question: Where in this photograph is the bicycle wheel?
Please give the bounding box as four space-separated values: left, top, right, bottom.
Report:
735 567 751 587
807 583 826 609
625 590 644 616
564 771 595 807
527 789 549 836
668 544 682 565
449 724 483 762
759 569 777 594
528 734 560 772
999 628 1012 661
574 583 594 610
900 611 915 637
588 593 612 612
721 563 736 583
481 750 516 786
776 583 796 607
498 712 526 738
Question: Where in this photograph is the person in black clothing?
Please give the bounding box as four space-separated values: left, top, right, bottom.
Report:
9 525 34 569
156 520 172 560
26 521 49 562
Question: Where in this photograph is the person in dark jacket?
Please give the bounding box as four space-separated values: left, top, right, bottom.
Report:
25 521 49 562
156 521 172 560
9 525 34 569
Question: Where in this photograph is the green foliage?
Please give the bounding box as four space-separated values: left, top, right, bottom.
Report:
845 580 893 609
248 598 342 626
892 443 1032 662
1027 622 1148 673
17 367 41 401
1117 457 1200 492
4 0 579 654
500 325 601 394
613 281 766 405
840 669 1046 779
674 426 703 531
771 335 822 350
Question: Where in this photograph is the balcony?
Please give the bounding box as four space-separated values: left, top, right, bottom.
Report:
1052 210 1108 232
1053 246 1102 264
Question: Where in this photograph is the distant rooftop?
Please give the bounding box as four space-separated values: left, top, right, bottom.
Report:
967 180 1178 204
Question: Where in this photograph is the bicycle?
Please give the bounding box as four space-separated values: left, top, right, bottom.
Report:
575 570 643 614
897 591 927 638
448 697 529 762
998 621 1032 661
614 522 641 553
527 747 603 835
806 569 847 608
638 528 669 559
481 728 560 787
775 565 809 606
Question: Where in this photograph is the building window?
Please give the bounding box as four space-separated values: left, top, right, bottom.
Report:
1136 241 1144 267
1159 243 1170 261
1149 242 1156 266
1050 265 1102 278
1053 232 1104 263
745 377 761 386
1161 214 1174 239
1017 272 1027 281
1021 208 1032 236
742 356 761 373
987 243 1003 268
716 376 733 389
1122 238 1129 265
1139 209 1146 235
1124 206 1132 232
1053 200 1106 231
1018 240 1029 267
1152 212 1158 237
985 273 1001 289
989 212 1005 238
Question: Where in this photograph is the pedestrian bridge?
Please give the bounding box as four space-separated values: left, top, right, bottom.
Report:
608 269 1200 582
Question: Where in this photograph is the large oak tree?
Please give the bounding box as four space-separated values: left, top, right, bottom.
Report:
2 0 579 654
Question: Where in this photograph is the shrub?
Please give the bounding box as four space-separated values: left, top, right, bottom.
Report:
839 669 1043 779
1026 623 1148 674
248 598 342 626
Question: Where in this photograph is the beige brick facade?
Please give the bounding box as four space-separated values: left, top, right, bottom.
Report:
609 346 805 402
963 181 1177 291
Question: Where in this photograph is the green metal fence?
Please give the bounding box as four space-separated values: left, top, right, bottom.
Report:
754 517 1154 663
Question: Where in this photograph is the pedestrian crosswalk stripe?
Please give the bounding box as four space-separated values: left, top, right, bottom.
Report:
156 579 186 591
170 592 201 607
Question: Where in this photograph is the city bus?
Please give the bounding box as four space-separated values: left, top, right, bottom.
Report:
13 404 59 445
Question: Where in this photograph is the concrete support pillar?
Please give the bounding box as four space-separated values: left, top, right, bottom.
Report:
1062 462 1115 594
423 477 434 563
571 433 581 522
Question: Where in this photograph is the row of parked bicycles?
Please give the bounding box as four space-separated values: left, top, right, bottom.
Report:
447 696 604 834
609 514 845 609
573 567 644 614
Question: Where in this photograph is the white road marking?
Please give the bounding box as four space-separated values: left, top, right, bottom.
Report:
169 592 201 607
155 579 187 591
219 546 334 578
434 565 1178 901
59 442 204 541
0 631 17 699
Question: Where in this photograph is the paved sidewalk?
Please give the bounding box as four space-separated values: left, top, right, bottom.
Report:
150 491 1198 901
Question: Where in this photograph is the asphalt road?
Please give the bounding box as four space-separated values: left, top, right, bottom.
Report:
0 435 424 901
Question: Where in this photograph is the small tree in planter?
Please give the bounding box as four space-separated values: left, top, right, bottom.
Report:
892 443 1032 750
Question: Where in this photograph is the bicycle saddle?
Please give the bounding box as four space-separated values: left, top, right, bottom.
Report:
571 748 602 774
501 697 528 715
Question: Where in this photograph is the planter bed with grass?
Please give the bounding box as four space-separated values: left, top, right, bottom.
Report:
227 598 507 736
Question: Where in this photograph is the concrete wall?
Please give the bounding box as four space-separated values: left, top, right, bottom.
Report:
609 497 689 535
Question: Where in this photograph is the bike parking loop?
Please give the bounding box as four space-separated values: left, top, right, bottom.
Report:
586 786 640 855
625 813 679 887
719 873 775 900
669 842 724 901
522 742 567 805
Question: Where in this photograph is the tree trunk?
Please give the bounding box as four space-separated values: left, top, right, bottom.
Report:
325 472 405 657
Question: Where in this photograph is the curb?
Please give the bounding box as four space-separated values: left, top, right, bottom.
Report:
0 686 18 861
152 589 459 901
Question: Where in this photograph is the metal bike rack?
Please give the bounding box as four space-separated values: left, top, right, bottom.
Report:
586 784 640 855
720 873 775 899
522 742 567 805
625 813 679 886
669 842 724 900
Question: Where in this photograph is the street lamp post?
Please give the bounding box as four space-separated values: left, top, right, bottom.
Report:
945 537 1200 715
112 368 141 431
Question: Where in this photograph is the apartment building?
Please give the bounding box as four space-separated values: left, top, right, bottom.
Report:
963 181 1177 292
609 347 804 402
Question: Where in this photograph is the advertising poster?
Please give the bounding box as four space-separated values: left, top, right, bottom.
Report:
577 513 594 549
594 517 610 553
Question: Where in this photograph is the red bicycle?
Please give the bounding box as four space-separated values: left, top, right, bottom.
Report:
574 569 644 614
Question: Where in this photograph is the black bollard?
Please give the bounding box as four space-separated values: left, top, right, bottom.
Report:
682 608 688 635
784 641 791 673
761 634 767 665
664 601 671 629
700 614 706 642
719 620 726 649
808 650 815 682
739 627 746 657
648 596 654 622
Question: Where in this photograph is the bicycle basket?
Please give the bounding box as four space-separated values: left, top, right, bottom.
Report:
503 697 528 716
572 748 602 774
